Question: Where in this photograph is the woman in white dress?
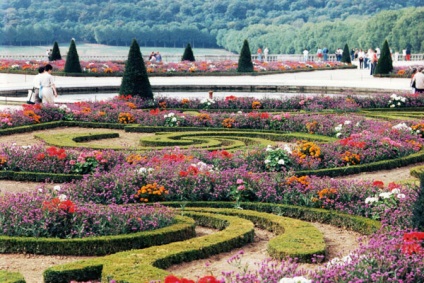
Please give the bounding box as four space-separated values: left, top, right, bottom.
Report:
40 64 58 103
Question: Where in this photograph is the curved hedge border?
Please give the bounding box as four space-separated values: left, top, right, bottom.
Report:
43 212 255 283
0 216 195 256
43 203 379 283
165 202 381 235
296 149 424 178
182 207 325 262
0 271 26 283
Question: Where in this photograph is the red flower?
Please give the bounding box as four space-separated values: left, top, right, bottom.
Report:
36 153 45 161
150 108 160 115
372 180 384 189
164 275 182 283
198 276 219 283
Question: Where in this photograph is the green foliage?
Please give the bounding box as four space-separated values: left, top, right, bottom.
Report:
181 43 195 61
374 40 393 75
0 271 26 283
119 39 153 99
64 39 82 73
237 39 253 72
51 41 62 61
0 216 195 256
341 43 351 64
44 264 102 283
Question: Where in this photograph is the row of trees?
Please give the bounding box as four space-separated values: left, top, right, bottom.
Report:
1 3 423 53
218 8 424 54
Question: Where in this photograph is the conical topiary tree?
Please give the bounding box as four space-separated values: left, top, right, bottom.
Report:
341 43 351 64
237 39 253 72
51 41 62 61
64 39 82 73
181 43 195 61
119 39 153 99
374 40 393 75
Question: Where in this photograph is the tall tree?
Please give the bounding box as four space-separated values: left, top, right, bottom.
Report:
51 41 62 61
374 40 393 75
181 43 195 61
341 43 351 64
237 39 253 72
119 39 153 99
64 39 82 73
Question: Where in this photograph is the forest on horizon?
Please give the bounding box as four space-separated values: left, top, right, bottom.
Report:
1 0 423 53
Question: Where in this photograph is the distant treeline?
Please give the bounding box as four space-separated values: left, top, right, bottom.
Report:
1 0 423 53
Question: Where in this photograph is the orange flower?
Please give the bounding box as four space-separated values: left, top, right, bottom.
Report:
252 101 261 109
118 112 135 124
222 118 235 128
125 102 137 109
135 183 168 202
306 121 318 134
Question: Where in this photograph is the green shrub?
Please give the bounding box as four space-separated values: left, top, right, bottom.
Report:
374 39 393 75
181 43 195 62
119 39 153 99
341 43 351 64
64 39 82 73
51 41 62 61
237 39 254 72
0 270 26 283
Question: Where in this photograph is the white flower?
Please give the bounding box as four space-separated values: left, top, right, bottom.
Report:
336 133 342 138
335 124 343 132
390 104 395 108
53 185 61 192
168 112 175 117
392 123 411 131
237 111 243 114
164 114 168 118
365 196 379 204
397 102 401 106
58 194 68 201
147 167 154 174
397 193 406 199
264 159 271 164
138 167 147 174
266 145 273 152
22 145 31 150
344 120 351 125
38 188 43 192
355 121 361 127
379 192 393 199
391 188 401 194
278 159 285 165
283 145 292 154
171 117 177 122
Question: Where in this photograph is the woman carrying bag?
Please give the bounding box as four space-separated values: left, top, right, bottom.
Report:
39 64 58 103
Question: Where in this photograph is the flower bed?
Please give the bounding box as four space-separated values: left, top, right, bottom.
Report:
0 59 349 76
0 187 175 239
1 93 424 282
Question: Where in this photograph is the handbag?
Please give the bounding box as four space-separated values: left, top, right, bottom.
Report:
27 88 35 104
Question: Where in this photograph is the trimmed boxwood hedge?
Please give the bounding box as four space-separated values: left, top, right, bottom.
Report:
44 212 255 283
182 207 325 262
0 216 195 256
0 271 26 283
43 203 379 283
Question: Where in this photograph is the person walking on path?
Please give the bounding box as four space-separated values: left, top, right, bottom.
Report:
358 49 365 69
411 67 424 94
32 66 44 104
257 47 263 62
369 49 378 75
406 45 411 61
39 64 58 104
323 47 328 61
264 47 269 62
317 48 323 62
303 48 309 62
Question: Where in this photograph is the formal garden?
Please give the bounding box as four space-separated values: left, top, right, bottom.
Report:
1 39 424 283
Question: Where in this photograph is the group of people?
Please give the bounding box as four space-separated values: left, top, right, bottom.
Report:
31 64 58 104
148 51 162 63
411 68 424 94
257 47 269 62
